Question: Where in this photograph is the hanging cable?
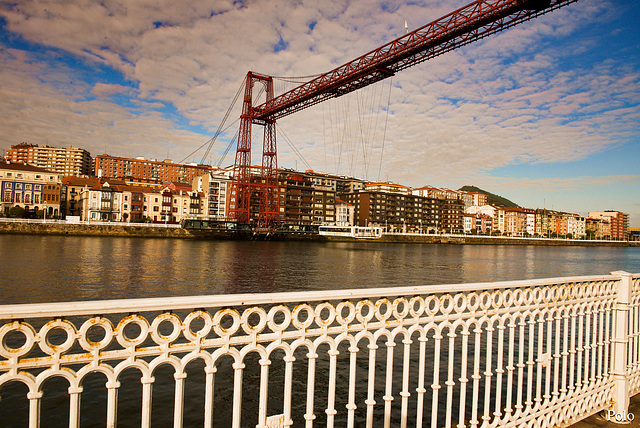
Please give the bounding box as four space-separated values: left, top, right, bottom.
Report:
377 77 393 182
215 129 239 168
276 124 313 171
179 78 245 165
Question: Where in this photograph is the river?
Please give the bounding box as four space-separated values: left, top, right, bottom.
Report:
1 235 640 427
1 234 639 305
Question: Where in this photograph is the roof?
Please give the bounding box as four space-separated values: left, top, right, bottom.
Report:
335 198 352 206
0 161 58 174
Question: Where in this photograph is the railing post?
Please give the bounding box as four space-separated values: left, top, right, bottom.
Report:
611 271 633 418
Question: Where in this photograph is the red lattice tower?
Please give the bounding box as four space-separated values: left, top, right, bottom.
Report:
229 72 280 226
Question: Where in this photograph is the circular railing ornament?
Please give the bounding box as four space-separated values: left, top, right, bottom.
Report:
0 321 36 359
115 314 150 348
38 319 77 355
78 317 114 351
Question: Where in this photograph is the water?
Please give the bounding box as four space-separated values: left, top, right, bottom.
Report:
1 235 639 427
1 235 639 305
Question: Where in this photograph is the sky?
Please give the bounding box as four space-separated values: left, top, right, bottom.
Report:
0 0 638 226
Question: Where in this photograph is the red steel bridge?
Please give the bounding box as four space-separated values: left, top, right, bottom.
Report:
229 0 580 226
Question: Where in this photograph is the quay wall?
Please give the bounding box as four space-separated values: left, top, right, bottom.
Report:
0 221 321 241
0 222 636 246
378 233 635 246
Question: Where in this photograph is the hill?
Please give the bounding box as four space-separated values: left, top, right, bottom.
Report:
459 185 520 208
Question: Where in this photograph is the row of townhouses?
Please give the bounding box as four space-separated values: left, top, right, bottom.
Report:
464 205 629 240
0 151 631 238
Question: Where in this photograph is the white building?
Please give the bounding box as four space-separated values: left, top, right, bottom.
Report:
79 181 123 221
566 215 586 239
193 171 231 220
335 199 354 226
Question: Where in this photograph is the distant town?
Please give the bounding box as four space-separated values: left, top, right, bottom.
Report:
0 143 635 240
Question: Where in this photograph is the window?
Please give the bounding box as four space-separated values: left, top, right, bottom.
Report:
3 192 11 202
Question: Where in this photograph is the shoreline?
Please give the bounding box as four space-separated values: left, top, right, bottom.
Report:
0 221 637 246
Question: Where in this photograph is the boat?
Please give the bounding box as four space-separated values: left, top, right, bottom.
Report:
318 225 383 239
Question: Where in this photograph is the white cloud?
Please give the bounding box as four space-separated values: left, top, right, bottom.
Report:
0 0 638 192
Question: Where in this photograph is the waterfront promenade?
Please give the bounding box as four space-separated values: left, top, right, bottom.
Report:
0 218 637 246
1 272 639 427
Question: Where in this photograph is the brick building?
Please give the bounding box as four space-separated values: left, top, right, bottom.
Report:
95 155 212 185
6 143 92 176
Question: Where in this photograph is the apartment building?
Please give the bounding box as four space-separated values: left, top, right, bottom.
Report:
193 171 231 220
278 172 314 225
502 207 527 236
335 199 354 226
586 217 611 240
588 211 629 240
438 198 464 233
463 213 493 234
95 155 212 185
6 144 92 176
459 191 488 209
339 189 439 232
79 181 124 221
0 161 61 216
412 185 461 200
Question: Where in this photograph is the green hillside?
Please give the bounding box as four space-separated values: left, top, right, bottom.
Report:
459 185 519 208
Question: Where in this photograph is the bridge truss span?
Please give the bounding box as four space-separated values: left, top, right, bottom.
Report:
229 0 581 225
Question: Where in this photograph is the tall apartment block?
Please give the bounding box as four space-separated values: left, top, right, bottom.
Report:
6 143 92 176
95 154 213 185
588 211 630 240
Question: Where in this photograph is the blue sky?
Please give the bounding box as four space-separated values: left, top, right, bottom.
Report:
0 0 638 225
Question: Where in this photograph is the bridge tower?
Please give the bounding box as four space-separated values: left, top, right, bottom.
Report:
229 72 280 227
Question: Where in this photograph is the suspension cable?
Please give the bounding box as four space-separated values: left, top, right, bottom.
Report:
179 78 245 165
378 77 393 181
276 124 313 171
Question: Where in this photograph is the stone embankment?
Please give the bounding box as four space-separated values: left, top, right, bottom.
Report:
378 234 636 247
0 222 637 246
0 221 321 241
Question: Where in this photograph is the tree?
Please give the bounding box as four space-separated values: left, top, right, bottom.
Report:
8 206 26 218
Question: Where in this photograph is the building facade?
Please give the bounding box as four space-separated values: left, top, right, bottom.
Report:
0 162 61 216
588 211 629 240
95 155 212 185
193 172 231 220
6 144 92 176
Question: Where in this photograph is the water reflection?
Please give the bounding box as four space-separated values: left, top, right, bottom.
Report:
0 235 639 304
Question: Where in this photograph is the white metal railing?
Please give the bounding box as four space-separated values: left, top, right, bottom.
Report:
0 272 639 428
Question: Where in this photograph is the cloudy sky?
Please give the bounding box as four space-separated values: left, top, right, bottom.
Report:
1 0 639 225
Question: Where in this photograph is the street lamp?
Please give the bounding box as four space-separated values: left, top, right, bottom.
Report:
43 201 47 223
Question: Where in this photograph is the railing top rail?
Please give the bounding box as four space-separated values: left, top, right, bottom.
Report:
1 273 633 320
